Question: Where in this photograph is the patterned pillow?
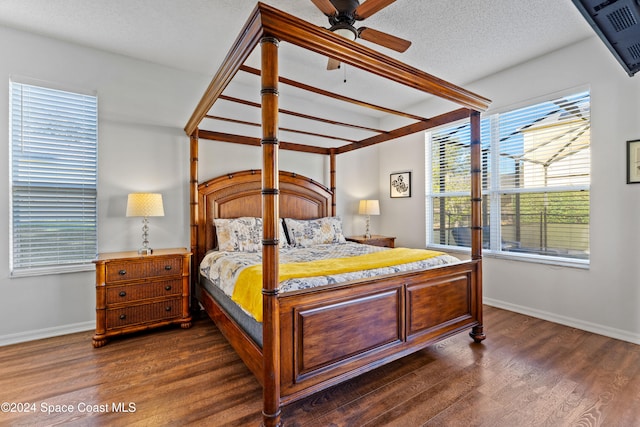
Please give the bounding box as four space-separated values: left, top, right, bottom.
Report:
214 217 261 252
284 217 346 247
214 217 288 252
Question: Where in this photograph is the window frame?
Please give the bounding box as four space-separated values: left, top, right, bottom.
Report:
9 78 98 277
426 88 590 268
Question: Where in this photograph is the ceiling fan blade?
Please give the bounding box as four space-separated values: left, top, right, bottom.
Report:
311 0 338 16
327 57 341 70
358 27 411 52
354 0 396 20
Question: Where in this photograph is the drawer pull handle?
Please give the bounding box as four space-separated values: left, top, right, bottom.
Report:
165 306 172 312
165 285 172 291
119 314 126 320
164 265 172 271
118 270 127 276
119 291 126 297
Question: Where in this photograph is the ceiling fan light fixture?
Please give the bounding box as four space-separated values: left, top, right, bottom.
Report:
329 23 358 41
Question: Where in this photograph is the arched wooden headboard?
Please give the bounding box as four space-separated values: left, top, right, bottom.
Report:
196 169 332 265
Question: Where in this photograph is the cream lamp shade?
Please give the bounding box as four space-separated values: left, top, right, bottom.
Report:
126 193 164 254
358 199 380 238
358 199 380 216
126 193 165 217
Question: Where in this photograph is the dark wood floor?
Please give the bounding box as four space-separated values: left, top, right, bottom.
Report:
1 306 639 426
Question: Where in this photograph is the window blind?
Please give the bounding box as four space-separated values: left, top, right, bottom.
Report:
428 121 490 247
10 81 98 274
427 91 590 263
494 92 590 259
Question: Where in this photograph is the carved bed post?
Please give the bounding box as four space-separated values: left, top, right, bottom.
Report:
469 110 486 343
261 36 282 427
330 148 337 216
189 130 199 309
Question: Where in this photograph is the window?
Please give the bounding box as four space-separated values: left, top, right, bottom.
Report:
426 91 590 264
10 81 98 275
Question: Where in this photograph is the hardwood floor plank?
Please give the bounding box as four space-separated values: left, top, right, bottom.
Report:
1 306 639 426
281 348 444 425
423 389 511 427
361 363 488 426
316 357 462 426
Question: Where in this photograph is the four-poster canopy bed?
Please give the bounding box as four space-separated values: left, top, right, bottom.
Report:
183 3 491 426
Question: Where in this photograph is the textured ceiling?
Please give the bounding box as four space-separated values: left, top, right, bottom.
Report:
0 0 594 82
0 0 594 115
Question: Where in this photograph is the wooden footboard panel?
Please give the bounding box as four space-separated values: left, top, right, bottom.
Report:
278 260 481 404
294 287 404 379
407 267 476 341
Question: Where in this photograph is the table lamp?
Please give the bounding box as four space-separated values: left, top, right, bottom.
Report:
126 193 164 254
358 199 380 239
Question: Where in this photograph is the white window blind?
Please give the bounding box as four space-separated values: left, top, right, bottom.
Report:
427 91 590 264
427 121 491 248
10 81 98 275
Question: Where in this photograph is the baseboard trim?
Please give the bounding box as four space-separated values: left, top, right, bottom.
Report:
484 297 640 345
0 321 94 347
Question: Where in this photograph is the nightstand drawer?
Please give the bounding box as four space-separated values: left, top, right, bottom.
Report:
106 279 182 304
105 257 182 283
106 299 182 330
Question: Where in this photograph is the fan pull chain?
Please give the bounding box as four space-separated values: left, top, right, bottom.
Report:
343 63 347 83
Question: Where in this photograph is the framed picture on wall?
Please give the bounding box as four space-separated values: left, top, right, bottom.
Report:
390 172 411 198
627 140 640 183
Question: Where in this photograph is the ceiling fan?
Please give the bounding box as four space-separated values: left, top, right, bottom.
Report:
310 0 412 70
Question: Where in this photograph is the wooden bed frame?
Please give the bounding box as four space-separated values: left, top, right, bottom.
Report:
197 168 482 401
184 4 491 426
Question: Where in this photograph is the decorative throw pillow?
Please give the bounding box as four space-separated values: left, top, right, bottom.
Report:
214 217 288 252
283 217 346 247
214 217 262 252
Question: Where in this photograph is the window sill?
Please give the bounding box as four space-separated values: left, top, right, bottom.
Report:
485 251 589 269
427 244 590 270
10 263 96 278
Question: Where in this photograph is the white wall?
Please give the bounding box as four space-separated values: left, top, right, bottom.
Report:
335 147 381 237
0 25 204 344
0 25 380 345
376 133 426 246
379 36 640 344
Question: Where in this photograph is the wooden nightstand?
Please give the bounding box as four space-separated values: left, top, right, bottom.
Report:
346 235 396 248
92 248 192 347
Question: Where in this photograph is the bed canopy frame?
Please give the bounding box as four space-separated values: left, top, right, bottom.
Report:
184 3 490 426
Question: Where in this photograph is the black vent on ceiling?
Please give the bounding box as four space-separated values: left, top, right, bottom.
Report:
607 5 637 31
572 0 640 76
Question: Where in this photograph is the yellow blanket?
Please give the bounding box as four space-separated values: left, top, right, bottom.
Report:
231 247 444 321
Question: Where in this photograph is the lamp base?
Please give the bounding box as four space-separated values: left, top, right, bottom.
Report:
364 215 372 239
138 216 153 255
138 247 153 255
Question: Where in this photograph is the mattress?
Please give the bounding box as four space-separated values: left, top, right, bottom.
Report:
200 274 263 347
